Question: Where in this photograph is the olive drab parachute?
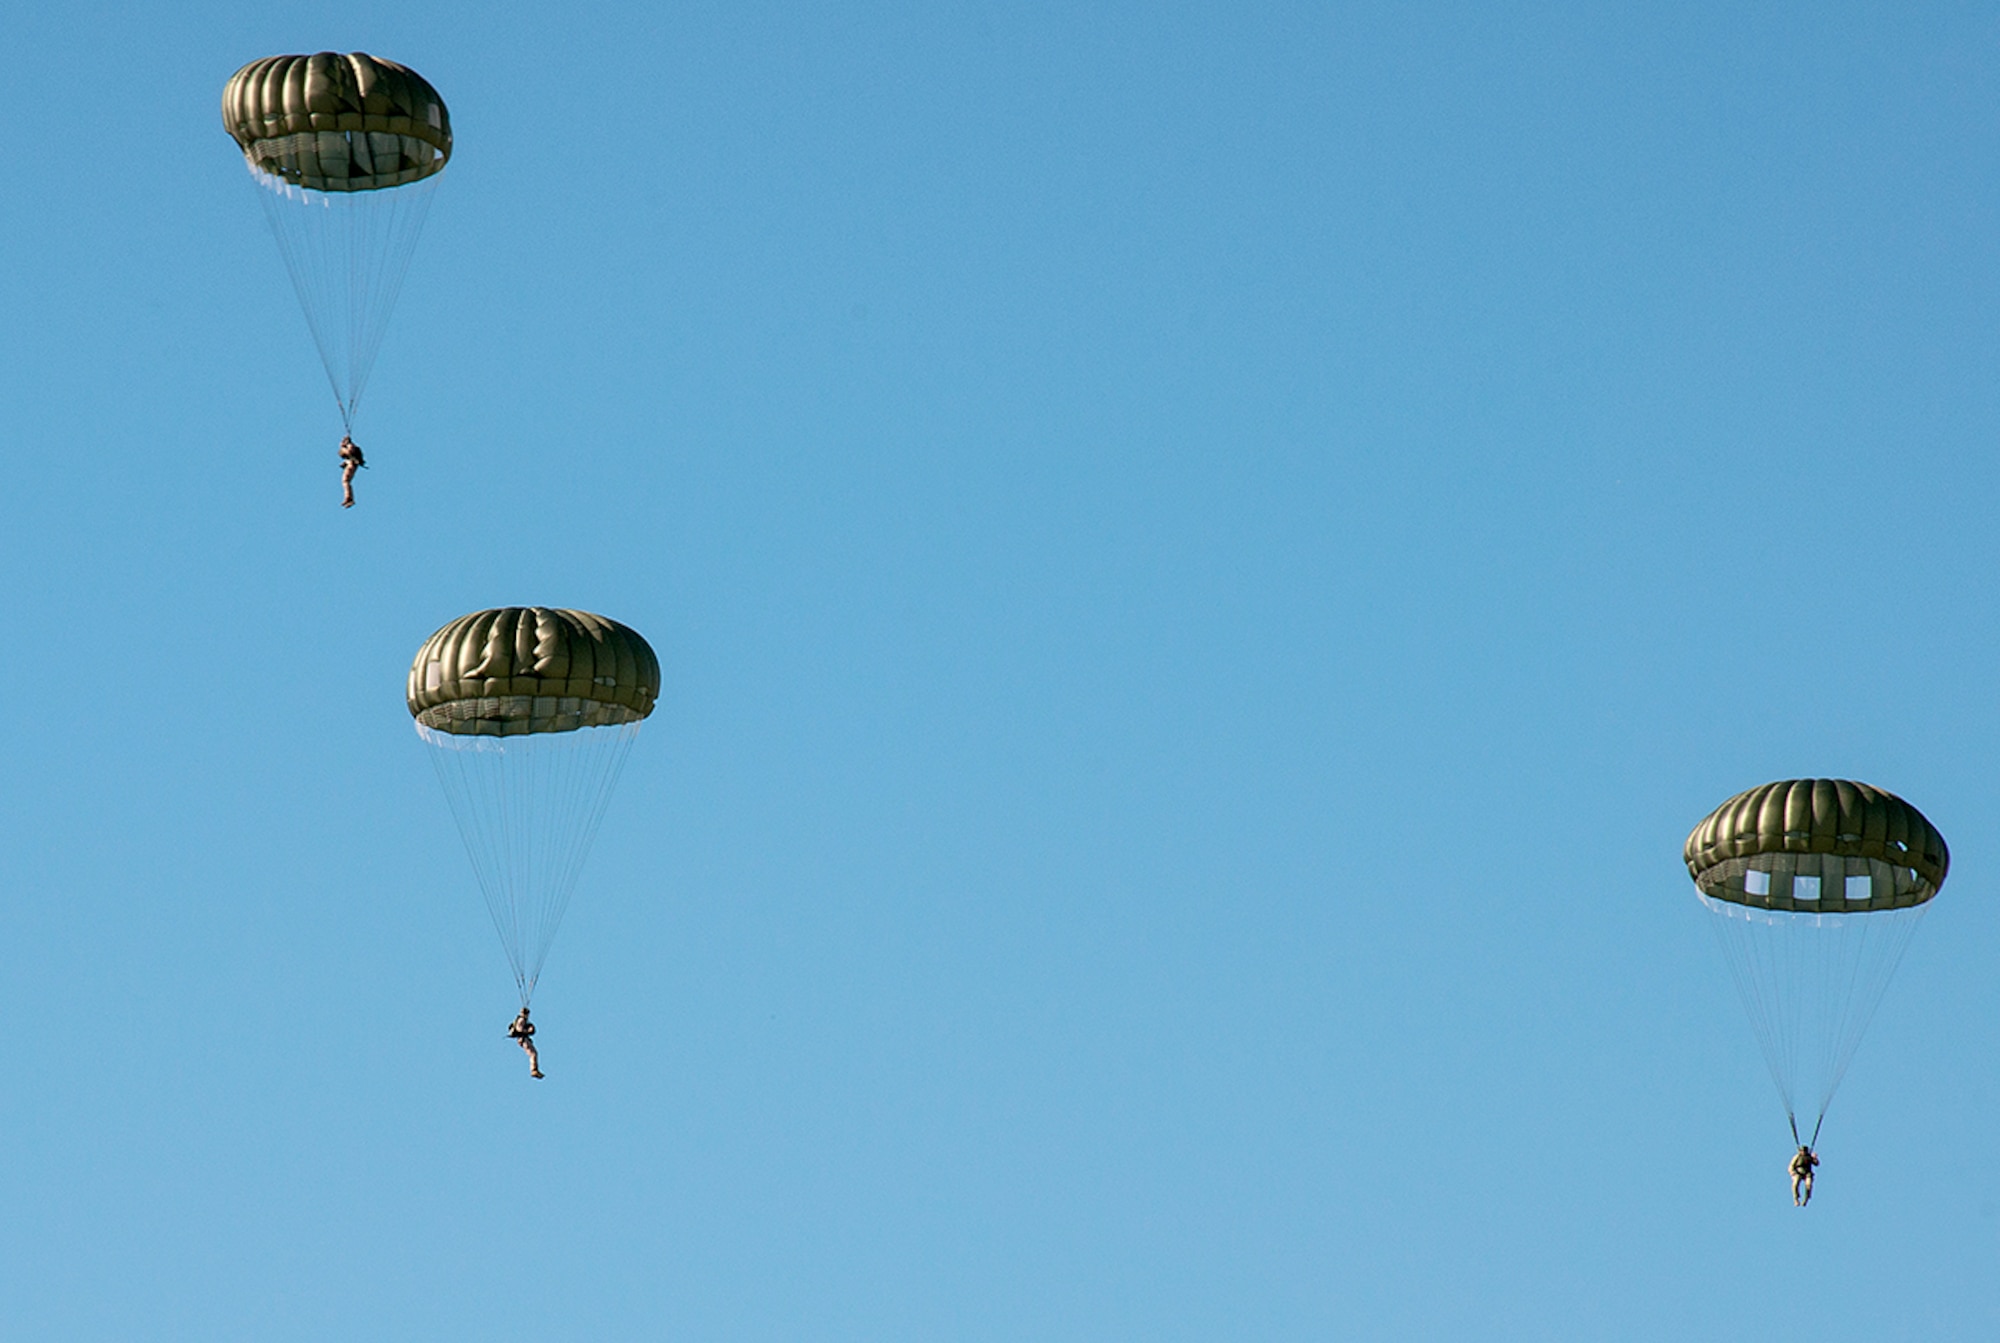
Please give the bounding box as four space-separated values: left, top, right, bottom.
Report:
1684 779 1948 1146
411 608 659 1005
223 53 450 432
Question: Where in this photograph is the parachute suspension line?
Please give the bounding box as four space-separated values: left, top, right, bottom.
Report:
1703 895 1802 1120
1785 1112 1825 1153
249 162 440 429
1821 905 1926 1122
422 726 528 1000
1699 893 1928 1139
530 721 643 995
419 721 642 1005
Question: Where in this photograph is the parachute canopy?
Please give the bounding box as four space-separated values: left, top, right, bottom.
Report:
223 53 450 192
408 607 661 736
1684 778 1948 914
410 609 659 1006
1685 778 1948 1146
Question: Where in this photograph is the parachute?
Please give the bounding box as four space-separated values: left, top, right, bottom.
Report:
409 608 660 1005
1684 779 1948 1147
223 52 450 433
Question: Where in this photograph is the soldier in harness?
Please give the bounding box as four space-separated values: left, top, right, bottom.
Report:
1789 1145 1819 1207
339 435 366 509
507 1006 544 1079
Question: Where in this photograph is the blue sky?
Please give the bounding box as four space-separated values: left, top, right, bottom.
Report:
2 1 1998 1337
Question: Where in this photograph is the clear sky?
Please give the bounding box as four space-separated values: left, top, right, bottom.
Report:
2 1 1997 1338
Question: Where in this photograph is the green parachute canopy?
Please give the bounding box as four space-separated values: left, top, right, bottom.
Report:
408 607 661 736
410 608 659 1005
1684 778 1948 1148
1684 778 1948 914
223 52 450 192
